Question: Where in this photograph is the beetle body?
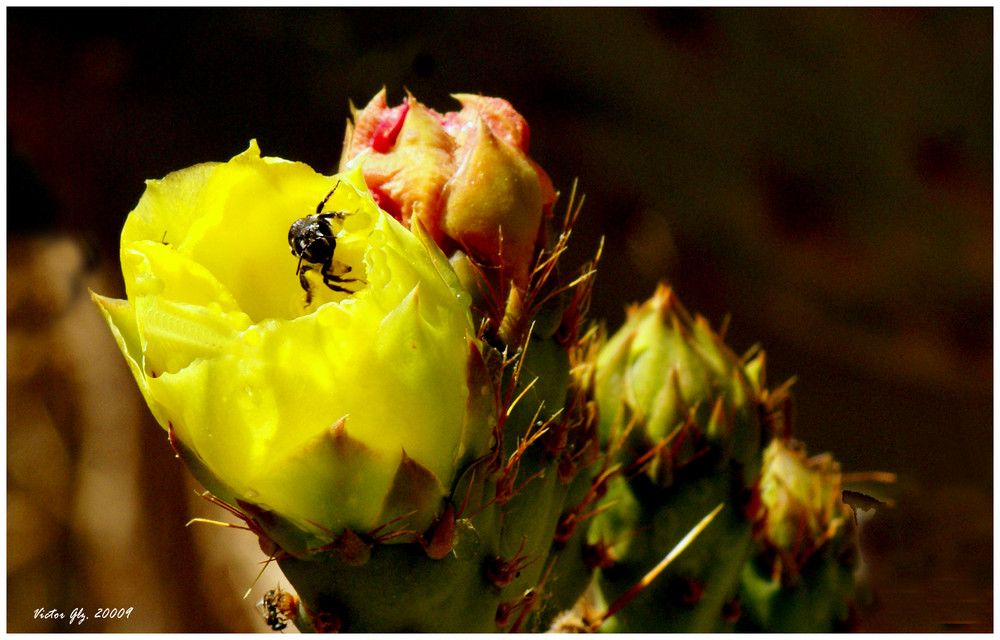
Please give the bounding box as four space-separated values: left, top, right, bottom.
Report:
288 182 361 304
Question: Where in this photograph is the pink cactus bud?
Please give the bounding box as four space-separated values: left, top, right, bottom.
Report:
440 115 543 286
342 91 556 289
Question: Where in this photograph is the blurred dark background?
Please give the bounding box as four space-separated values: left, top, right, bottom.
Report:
7 7 991 632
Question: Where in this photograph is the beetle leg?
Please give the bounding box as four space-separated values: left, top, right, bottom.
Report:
300 276 314 306
314 181 342 214
321 272 359 293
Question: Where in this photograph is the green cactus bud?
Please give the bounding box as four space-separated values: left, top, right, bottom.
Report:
736 437 859 632
596 284 763 482
590 284 766 631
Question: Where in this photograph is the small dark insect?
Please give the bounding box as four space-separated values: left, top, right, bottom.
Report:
842 489 891 523
259 587 298 632
289 182 362 304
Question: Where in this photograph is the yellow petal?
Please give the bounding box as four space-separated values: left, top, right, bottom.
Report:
90 291 172 429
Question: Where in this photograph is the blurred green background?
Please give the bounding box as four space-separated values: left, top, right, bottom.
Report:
7 7 991 632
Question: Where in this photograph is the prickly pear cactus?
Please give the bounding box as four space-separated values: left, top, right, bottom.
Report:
588 284 770 632
92 88 869 633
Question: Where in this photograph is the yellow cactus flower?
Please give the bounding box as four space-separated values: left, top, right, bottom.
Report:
92 141 490 547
